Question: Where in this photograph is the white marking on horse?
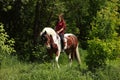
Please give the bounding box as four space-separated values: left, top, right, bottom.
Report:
64 38 67 49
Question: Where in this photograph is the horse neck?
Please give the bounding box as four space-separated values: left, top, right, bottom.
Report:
50 33 59 44
49 35 55 44
45 27 59 44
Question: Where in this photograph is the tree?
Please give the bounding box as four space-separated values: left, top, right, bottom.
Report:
86 0 120 71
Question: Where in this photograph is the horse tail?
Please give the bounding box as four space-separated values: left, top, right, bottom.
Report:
76 44 81 65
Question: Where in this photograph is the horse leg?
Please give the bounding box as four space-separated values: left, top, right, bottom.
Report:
55 51 60 68
50 54 55 68
47 49 55 67
75 46 81 65
69 53 72 67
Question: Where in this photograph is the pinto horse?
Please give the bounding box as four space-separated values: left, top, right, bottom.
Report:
40 27 81 68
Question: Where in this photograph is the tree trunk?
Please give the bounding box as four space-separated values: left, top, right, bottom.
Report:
33 1 40 46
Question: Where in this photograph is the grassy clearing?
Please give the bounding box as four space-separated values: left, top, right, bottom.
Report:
0 50 120 80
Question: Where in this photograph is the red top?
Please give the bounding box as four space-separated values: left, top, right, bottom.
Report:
55 20 66 35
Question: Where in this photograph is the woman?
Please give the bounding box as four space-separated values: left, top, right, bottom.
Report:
55 13 66 51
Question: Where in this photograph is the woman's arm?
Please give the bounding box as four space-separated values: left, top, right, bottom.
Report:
57 28 64 34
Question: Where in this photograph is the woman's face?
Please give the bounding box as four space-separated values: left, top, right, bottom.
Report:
59 15 62 21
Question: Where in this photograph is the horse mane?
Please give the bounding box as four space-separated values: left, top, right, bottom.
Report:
41 27 57 36
40 27 60 44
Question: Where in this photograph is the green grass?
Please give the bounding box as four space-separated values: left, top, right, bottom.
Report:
0 56 90 80
0 50 120 80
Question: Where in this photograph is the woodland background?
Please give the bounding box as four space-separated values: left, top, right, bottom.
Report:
0 0 120 80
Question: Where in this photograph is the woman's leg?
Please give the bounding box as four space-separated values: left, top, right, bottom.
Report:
59 34 64 51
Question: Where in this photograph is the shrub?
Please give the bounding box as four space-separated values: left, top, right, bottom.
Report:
86 0 120 71
86 38 120 71
0 23 15 60
31 45 48 62
86 38 108 71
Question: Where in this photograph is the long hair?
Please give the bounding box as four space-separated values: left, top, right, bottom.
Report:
59 14 66 29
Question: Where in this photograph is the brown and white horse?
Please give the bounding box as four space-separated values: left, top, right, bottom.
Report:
40 27 81 68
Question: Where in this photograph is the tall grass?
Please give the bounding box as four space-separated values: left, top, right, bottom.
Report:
0 50 120 80
0 56 90 80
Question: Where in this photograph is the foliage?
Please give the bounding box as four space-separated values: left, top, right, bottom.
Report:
31 44 49 62
0 23 15 61
86 38 120 71
89 0 119 40
93 59 120 80
86 38 108 71
64 0 90 49
86 0 120 71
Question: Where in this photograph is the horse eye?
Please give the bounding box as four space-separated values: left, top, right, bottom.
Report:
43 37 46 41
41 36 47 42
41 36 45 41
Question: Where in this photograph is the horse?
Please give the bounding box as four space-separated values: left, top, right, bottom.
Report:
40 27 81 68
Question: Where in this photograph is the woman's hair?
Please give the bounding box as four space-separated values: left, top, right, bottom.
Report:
55 13 66 26
59 13 64 20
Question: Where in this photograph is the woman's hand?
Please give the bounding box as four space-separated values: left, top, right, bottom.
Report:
57 28 63 34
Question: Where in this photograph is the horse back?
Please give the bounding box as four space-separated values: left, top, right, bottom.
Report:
64 34 78 49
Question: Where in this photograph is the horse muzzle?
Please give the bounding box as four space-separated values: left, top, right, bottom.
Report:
45 43 51 49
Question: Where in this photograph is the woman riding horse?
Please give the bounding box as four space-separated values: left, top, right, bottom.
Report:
40 27 81 68
55 13 66 51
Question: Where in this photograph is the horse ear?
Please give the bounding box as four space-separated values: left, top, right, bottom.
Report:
50 34 52 37
44 31 47 34
50 35 53 41
50 35 53 40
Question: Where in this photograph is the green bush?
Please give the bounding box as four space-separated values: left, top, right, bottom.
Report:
31 45 48 62
86 38 108 71
93 60 120 80
0 23 15 60
86 1 120 71
86 38 120 71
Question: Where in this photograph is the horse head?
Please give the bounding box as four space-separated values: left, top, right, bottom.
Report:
40 31 47 42
40 31 51 48
40 30 54 49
